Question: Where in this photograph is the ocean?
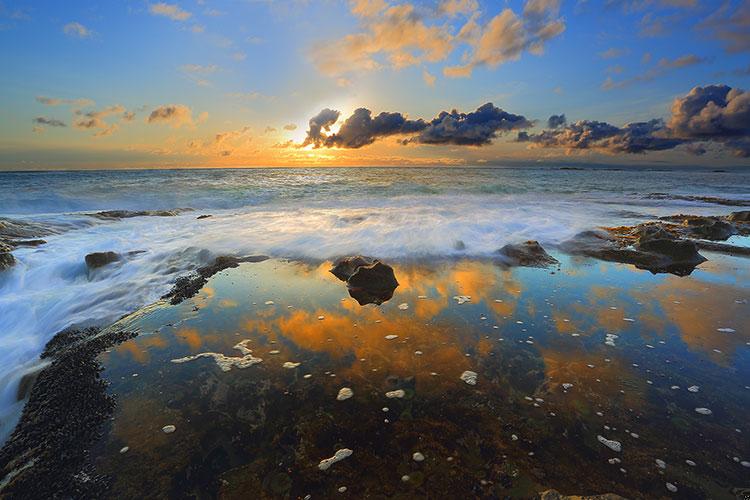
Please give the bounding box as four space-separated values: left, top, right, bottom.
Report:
1 166 749 442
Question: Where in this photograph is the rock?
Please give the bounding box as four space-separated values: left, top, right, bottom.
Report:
460 370 478 385
337 387 354 401
497 240 559 267
330 255 374 281
318 448 353 470
694 407 712 415
385 389 405 399
536 490 626 500
728 210 750 223
0 241 15 270
597 435 622 452
412 452 425 462
330 256 399 306
162 254 269 305
162 425 176 434
86 209 188 219
196 214 213 220
659 215 736 240
6 239 47 248
85 251 121 269
560 224 706 276
694 240 750 257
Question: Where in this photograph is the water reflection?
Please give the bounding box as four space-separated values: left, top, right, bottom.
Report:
92 256 749 498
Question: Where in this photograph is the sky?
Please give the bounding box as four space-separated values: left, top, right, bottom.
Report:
0 0 749 169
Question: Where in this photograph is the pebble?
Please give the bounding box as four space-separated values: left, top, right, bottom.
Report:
453 295 471 304
460 370 478 385
318 315 325 320
120 446 129 454
162 425 176 434
269 350 280 355
685 460 696 466
401 475 410 482
717 328 735 333
562 383 573 390
656 459 666 469
687 385 699 393
303 374 312 379
666 482 677 493
318 448 353 470
623 318 635 322
338 486 347 493
742 461 750 468
283 362 301 369
597 435 622 452
385 389 405 399
414 350 423 355
398 303 409 310
337 387 354 401
694 407 712 415
264 300 274 305
413 452 425 462
385 335 398 340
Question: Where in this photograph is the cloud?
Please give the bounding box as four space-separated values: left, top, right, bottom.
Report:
149 2 191 21
518 84 750 157
73 105 131 137
283 123 298 131
699 1 750 54
444 1 565 78
438 0 479 17
147 104 197 128
299 102 532 148
33 117 66 127
599 47 628 59
349 0 388 18
301 108 341 147
410 103 533 146
36 96 94 107
547 114 566 128
180 64 219 86
264 126 277 133
63 22 92 38
602 54 706 90
311 3 454 76
187 126 252 156
422 68 436 86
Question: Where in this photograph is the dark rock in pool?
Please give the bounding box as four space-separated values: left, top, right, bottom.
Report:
85 251 121 268
330 256 399 306
196 214 213 220
560 223 706 276
497 240 558 267
0 242 15 270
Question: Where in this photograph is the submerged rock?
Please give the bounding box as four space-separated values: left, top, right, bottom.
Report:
597 435 622 452
85 251 121 269
497 240 559 267
330 256 399 306
460 370 478 385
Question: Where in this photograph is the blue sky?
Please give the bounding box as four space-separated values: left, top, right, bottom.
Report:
0 0 749 168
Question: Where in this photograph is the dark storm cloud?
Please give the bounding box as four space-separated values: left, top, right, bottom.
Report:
410 103 533 146
301 108 340 147
667 85 750 139
321 108 427 148
519 84 750 157
547 114 566 128
300 103 532 148
33 116 66 127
